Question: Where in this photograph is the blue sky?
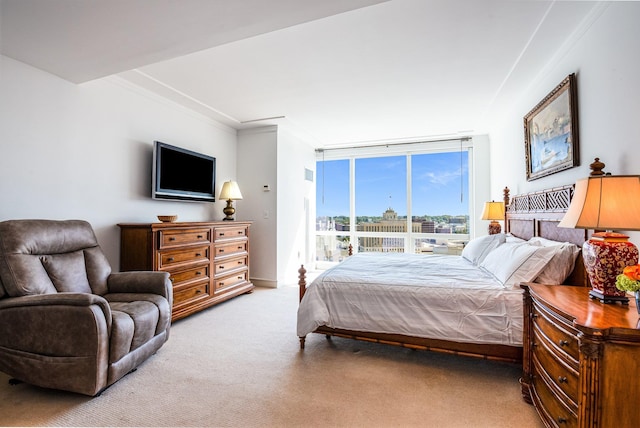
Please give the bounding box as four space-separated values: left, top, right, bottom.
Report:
317 151 469 218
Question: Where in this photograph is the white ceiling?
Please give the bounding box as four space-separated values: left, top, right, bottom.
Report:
0 0 602 148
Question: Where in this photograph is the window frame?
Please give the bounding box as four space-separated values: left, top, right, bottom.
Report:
315 138 474 260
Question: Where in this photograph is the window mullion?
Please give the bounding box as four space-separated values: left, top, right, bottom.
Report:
406 154 412 253
349 157 356 252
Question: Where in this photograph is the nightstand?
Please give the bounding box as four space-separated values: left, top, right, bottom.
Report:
521 283 640 428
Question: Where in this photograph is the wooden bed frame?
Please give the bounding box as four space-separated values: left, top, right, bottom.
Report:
297 185 590 363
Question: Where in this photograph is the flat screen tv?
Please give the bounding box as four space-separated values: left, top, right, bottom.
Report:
152 141 216 202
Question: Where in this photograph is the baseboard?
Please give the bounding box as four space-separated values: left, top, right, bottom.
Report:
251 278 277 288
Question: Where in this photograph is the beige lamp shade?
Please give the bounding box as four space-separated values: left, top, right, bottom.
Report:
481 201 505 221
219 181 243 201
559 174 640 304
558 175 640 231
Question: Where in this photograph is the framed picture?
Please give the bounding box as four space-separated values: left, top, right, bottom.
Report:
524 73 579 181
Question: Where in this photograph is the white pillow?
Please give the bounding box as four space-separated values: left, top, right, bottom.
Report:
461 233 506 265
480 242 557 289
533 242 581 285
528 237 566 247
506 233 526 243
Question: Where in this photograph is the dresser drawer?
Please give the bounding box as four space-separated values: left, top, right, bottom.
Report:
158 246 210 269
173 281 209 308
214 270 248 293
532 305 579 362
532 339 579 405
159 228 211 249
532 355 578 428
214 241 247 259
214 256 247 276
214 226 247 241
169 265 210 287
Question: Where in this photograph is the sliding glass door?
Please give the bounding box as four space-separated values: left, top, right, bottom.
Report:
410 151 469 255
355 156 407 253
316 159 351 265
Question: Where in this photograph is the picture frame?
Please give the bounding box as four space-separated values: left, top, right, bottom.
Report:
524 73 579 181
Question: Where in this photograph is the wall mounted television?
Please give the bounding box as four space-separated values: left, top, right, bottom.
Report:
152 141 216 202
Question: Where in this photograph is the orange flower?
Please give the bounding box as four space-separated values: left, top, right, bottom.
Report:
623 264 640 281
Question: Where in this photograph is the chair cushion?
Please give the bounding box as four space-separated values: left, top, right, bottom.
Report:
0 220 111 297
107 294 168 363
41 252 92 293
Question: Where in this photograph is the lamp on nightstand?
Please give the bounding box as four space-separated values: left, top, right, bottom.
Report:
219 181 243 221
558 158 640 303
481 201 505 235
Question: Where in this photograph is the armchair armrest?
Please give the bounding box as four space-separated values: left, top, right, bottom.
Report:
0 293 112 355
108 271 172 301
0 292 111 316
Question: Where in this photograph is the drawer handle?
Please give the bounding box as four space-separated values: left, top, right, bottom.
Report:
169 237 176 241
237 261 242 265
195 253 202 257
557 376 567 384
196 271 202 275
559 340 569 347
557 417 567 424
167 257 174 262
237 246 243 250
170 278 174 282
219 232 225 237
219 249 224 253
197 235 203 239
220 266 225 270
195 289 202 294
237 276 243 280
220 282 225 287
531 313 538 319
237 231 243 235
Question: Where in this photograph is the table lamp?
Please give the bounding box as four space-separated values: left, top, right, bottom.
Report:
481 201 505 235
558 158 640 303
219 181 243 221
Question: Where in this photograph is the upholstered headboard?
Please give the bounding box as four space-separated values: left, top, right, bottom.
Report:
504 185 590 287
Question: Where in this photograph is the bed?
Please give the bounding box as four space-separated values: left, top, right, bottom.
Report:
297 185 590 363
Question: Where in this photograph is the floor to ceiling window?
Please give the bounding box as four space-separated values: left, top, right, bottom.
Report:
315 139 471 269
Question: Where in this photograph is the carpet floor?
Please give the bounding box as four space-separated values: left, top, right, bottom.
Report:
0 285 543 427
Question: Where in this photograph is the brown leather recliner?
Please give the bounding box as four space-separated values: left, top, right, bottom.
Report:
0 219 172 396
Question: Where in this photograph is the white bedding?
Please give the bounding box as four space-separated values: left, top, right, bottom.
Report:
297 252 524 346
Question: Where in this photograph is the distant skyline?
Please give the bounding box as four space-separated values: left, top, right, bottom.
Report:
316 151 469 218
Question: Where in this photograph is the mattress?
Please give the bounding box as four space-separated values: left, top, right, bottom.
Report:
297 253 524 346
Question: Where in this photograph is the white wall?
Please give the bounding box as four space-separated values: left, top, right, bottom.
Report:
486 2 640 243
276 126 316 284
236 125 316 287
236 126 278 287
0 55 238 268
469 134 492 238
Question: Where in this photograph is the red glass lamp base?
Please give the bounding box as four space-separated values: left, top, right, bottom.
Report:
583 232 638 304
488 221 502 235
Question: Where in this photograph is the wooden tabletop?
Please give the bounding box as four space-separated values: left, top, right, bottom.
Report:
118 221 253 228
523 283 640 339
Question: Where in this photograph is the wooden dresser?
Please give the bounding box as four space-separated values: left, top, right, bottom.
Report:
521 283 640 428
118 221 254 321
